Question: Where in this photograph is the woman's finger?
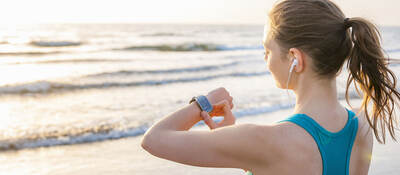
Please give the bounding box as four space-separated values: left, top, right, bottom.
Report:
212 100 235 128
219 100 235 125
201 111 218 129
210 100 228 115
209 103 225 116
203 99 236 129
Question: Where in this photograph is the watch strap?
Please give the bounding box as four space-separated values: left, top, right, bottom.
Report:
195 95 213 113
189 96 197 104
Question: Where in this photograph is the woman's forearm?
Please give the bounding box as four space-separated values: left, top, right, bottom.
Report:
142 102 203 149
146 102 203 132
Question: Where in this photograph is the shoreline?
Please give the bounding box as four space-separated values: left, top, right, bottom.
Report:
0 99 399 175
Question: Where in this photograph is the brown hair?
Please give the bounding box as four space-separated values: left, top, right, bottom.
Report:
268 0 400 144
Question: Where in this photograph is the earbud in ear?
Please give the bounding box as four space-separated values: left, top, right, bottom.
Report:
289 58 298 73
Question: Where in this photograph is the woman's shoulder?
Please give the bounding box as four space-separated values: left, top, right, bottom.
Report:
242 122 326 174
246 121 315 146
244 122 315 162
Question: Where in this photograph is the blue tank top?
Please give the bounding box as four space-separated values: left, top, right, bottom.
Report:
245 107 358 175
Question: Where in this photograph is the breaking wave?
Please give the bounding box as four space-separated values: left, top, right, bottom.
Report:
30 41 82 47
0 71 268 95
115 43 262 52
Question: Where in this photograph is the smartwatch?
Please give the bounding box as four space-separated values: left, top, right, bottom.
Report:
189 95 213 113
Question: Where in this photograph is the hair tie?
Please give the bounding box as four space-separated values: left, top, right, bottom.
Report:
344 18 351 29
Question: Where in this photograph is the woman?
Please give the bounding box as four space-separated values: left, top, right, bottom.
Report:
141 0 400 174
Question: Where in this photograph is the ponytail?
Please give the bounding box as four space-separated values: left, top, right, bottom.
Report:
345 17 400 144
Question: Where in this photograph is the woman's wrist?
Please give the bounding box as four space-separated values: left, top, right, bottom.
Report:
189 100 202 114
190 95 215 113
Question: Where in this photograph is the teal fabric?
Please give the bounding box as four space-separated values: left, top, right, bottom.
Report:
246 108 358 175
279 108 358 175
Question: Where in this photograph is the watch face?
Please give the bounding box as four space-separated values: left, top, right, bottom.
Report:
196 95 213 113
204 105 213 113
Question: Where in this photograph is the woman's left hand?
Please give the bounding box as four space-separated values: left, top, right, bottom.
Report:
205 87 234 110
200 99 236 129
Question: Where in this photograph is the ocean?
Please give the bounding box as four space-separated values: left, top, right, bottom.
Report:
0 23 399 174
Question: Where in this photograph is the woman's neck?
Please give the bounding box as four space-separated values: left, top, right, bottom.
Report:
293 77 342 115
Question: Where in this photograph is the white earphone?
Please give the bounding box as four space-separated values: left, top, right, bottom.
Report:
289 58 298 73
286 58 298 101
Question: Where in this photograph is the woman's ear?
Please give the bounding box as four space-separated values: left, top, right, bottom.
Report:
289 48 304 73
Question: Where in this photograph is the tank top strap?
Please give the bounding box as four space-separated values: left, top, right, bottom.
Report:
277 112 326 147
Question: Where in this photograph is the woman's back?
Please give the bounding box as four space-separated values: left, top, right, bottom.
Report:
248 107 373 175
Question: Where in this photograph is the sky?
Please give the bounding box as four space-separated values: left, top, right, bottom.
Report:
0 0 399 26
